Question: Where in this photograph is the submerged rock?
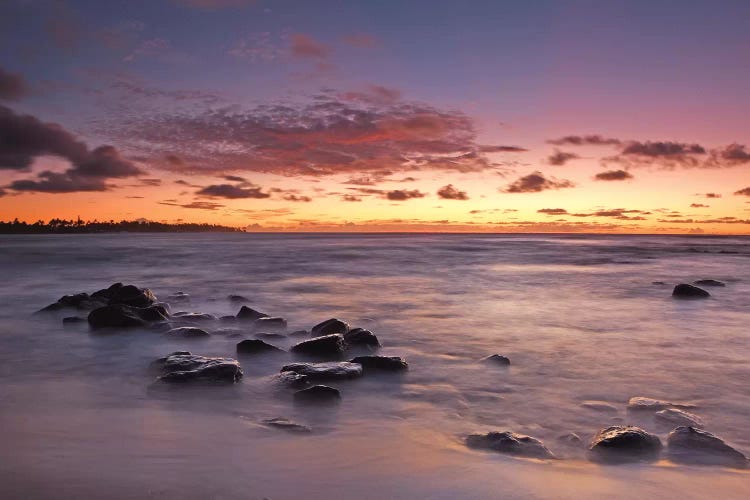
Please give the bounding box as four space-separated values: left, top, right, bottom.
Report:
171 312 216 322
281 362 363 380
236 306 268 322
62 316 86 325
88 304 168 329
253 316 287 330
655 408 704 428
667 426 748 468
261 417 312 434
294 384 341 403
482 354 511 366
38 292 105 312
236 339 283 354
466 431 555 459
167 291 190 302
588 426 662 463
627 396 695 412
153 352 242 383
277 371 309 388
343 327 381 347
166 326 210 339
291 334 346 357
350 355 408 372
311 318 349 337
228 294 250 303
693 279 725 287
672 284 710 299
581 400 618 413
289 329 309 337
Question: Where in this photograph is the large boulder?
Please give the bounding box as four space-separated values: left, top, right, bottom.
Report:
108 284 157 308
343 328 380 347
290 334 346 357
672 284 710 299
311 318 349 337
281 362 363 380
236 306 268 322
350 355 408 372
466 431 555 459
588 426 662 463
88 304 168 329
667 426 748 468
294 385 341 403
237 339 283 354
153 352 242 384
482 354 510 366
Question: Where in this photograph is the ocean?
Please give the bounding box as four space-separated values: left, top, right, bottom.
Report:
0 233 748 499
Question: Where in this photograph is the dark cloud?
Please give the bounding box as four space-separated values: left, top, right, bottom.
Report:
103 91 506 177
159 200 225 210
503 171 575 193
594 169 633 181
547 135 622 147
138 178 162 186
1 106 141 193
708 143 750 166
690 203 709 208
342 194 362 202
658 217 750 224
0 188 6 197
197 183 270 199
437 184 468 200
570 208 651 221
0 67 29 101
290 34 330 59
735 187 750 197
704 193 722 198
547 150 579 166
386 189 425 201
606 140 707 169
283 194 312 202
223 175 247 182
537 208 568 215
478 145 528 153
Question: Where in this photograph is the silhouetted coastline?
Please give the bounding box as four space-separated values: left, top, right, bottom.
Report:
0 218 242 234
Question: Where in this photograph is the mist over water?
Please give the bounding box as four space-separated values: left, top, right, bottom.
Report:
1 233 749 499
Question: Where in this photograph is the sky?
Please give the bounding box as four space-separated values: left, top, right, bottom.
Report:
1 0 749 233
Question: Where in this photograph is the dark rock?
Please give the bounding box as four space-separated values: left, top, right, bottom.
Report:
228 294 250 303
237 339 283 354
482 354 510 366
88 304 168 329
667 426 748 468
167 291 190 302
291 334 346 357
91 282 123 301
236 306 268 322
38 292 105 312
652 281 667 285
277 371 310 388
466 431 555 459
166 326 210 338
261 417 312 434
672 284 710 299
219 315 238 324
281 362 363 380
344 328 381 347
311 318 349 337
693 279 725 287
62 316 86 325
588 426 662 463
253 316 287 330
289 329 309 337
294 385 341 403
108 284 157 308
655 408 703 428
153 352 242 384
350 355 408 372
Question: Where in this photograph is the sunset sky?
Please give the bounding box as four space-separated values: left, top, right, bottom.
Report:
1 0 749 233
